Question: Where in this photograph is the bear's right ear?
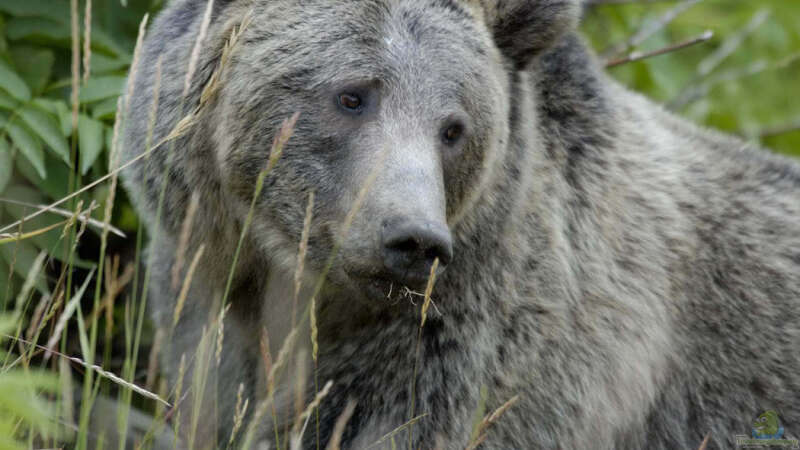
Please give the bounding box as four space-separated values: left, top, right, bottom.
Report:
478 0 582 69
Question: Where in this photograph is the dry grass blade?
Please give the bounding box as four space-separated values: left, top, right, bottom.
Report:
602 0 702 59
272 113 301 167
697 432 711 450
0 198 126 238
14 251 47 311
173 193 200 289
420 258 440 328
221 112 299 308
294 192 315 323
227 382 250 448
70 0 80 134
82 0 92 84
465 395 520 450
26 292 52 341
291 380 334 450
6 334 171 407
325 400 357 450
44 268 96 359
406 257 441 447
172 244 206 328
292 348 309 429
367 414 429 449
184 0 215 98
270 327 299 387
240 327 300 449
0 221 69 245
200 9 254 105
260 327 273 385
216 303 231 365
144 56 163 163
259 327 283 448
606 30 713 68
483 395 520 426
114 12 149 169
310 294 319 368
145 327 165 391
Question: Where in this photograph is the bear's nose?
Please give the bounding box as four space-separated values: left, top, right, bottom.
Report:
381 218 453 286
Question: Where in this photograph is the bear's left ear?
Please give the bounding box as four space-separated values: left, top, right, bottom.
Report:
478 0 582 69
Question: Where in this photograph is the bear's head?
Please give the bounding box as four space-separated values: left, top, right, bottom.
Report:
203 0 580 301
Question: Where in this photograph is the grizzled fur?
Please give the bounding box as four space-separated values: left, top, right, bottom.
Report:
120 0 800 448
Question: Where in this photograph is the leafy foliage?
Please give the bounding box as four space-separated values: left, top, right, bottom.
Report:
1 0 160 301
0 315 58 450
584 0 800 157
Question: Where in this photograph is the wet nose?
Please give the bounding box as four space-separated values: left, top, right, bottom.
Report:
381 218 453 286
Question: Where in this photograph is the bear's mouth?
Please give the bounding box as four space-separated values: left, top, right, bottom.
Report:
347 271 427 303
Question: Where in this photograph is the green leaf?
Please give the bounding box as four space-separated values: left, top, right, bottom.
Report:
0 89 18 110
91 53 132 75
18 105 70 164
79 76 126 103
14 152 68 200
0 238 48 295
87 28 129 58
9 46 54 95
4 17 70 45
92 97 119 120
4 17 126 58
1 185 64 256
0 0 69 24
33 98 72 137
6 119 45 178
0 139 11 193
0 59 31 102
78 115 104 175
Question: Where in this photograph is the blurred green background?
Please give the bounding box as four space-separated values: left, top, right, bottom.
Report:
584 0 800 156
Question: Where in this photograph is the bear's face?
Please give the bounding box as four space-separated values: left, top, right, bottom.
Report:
211 0 578 301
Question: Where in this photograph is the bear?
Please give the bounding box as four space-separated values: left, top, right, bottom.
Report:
119 0 800 448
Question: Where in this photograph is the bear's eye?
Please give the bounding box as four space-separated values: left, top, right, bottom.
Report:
338 93 363 112
442 123 464 145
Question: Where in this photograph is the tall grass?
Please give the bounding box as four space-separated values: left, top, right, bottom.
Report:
0 2 425 447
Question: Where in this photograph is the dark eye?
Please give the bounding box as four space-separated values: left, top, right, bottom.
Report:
338 93 363 112
442 123 464 145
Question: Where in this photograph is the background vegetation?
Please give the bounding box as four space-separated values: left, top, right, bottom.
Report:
0 0 797 448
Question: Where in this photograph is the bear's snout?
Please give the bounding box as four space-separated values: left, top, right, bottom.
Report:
380 217 452 286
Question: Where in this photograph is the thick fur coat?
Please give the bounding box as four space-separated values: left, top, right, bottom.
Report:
120 0 800 448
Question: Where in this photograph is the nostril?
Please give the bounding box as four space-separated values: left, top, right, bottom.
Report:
381 219 453 284
386 237 420 254
425 246 449 265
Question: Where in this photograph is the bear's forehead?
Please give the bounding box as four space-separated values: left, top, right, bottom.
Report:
247 0 488 55
242 0 491 89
